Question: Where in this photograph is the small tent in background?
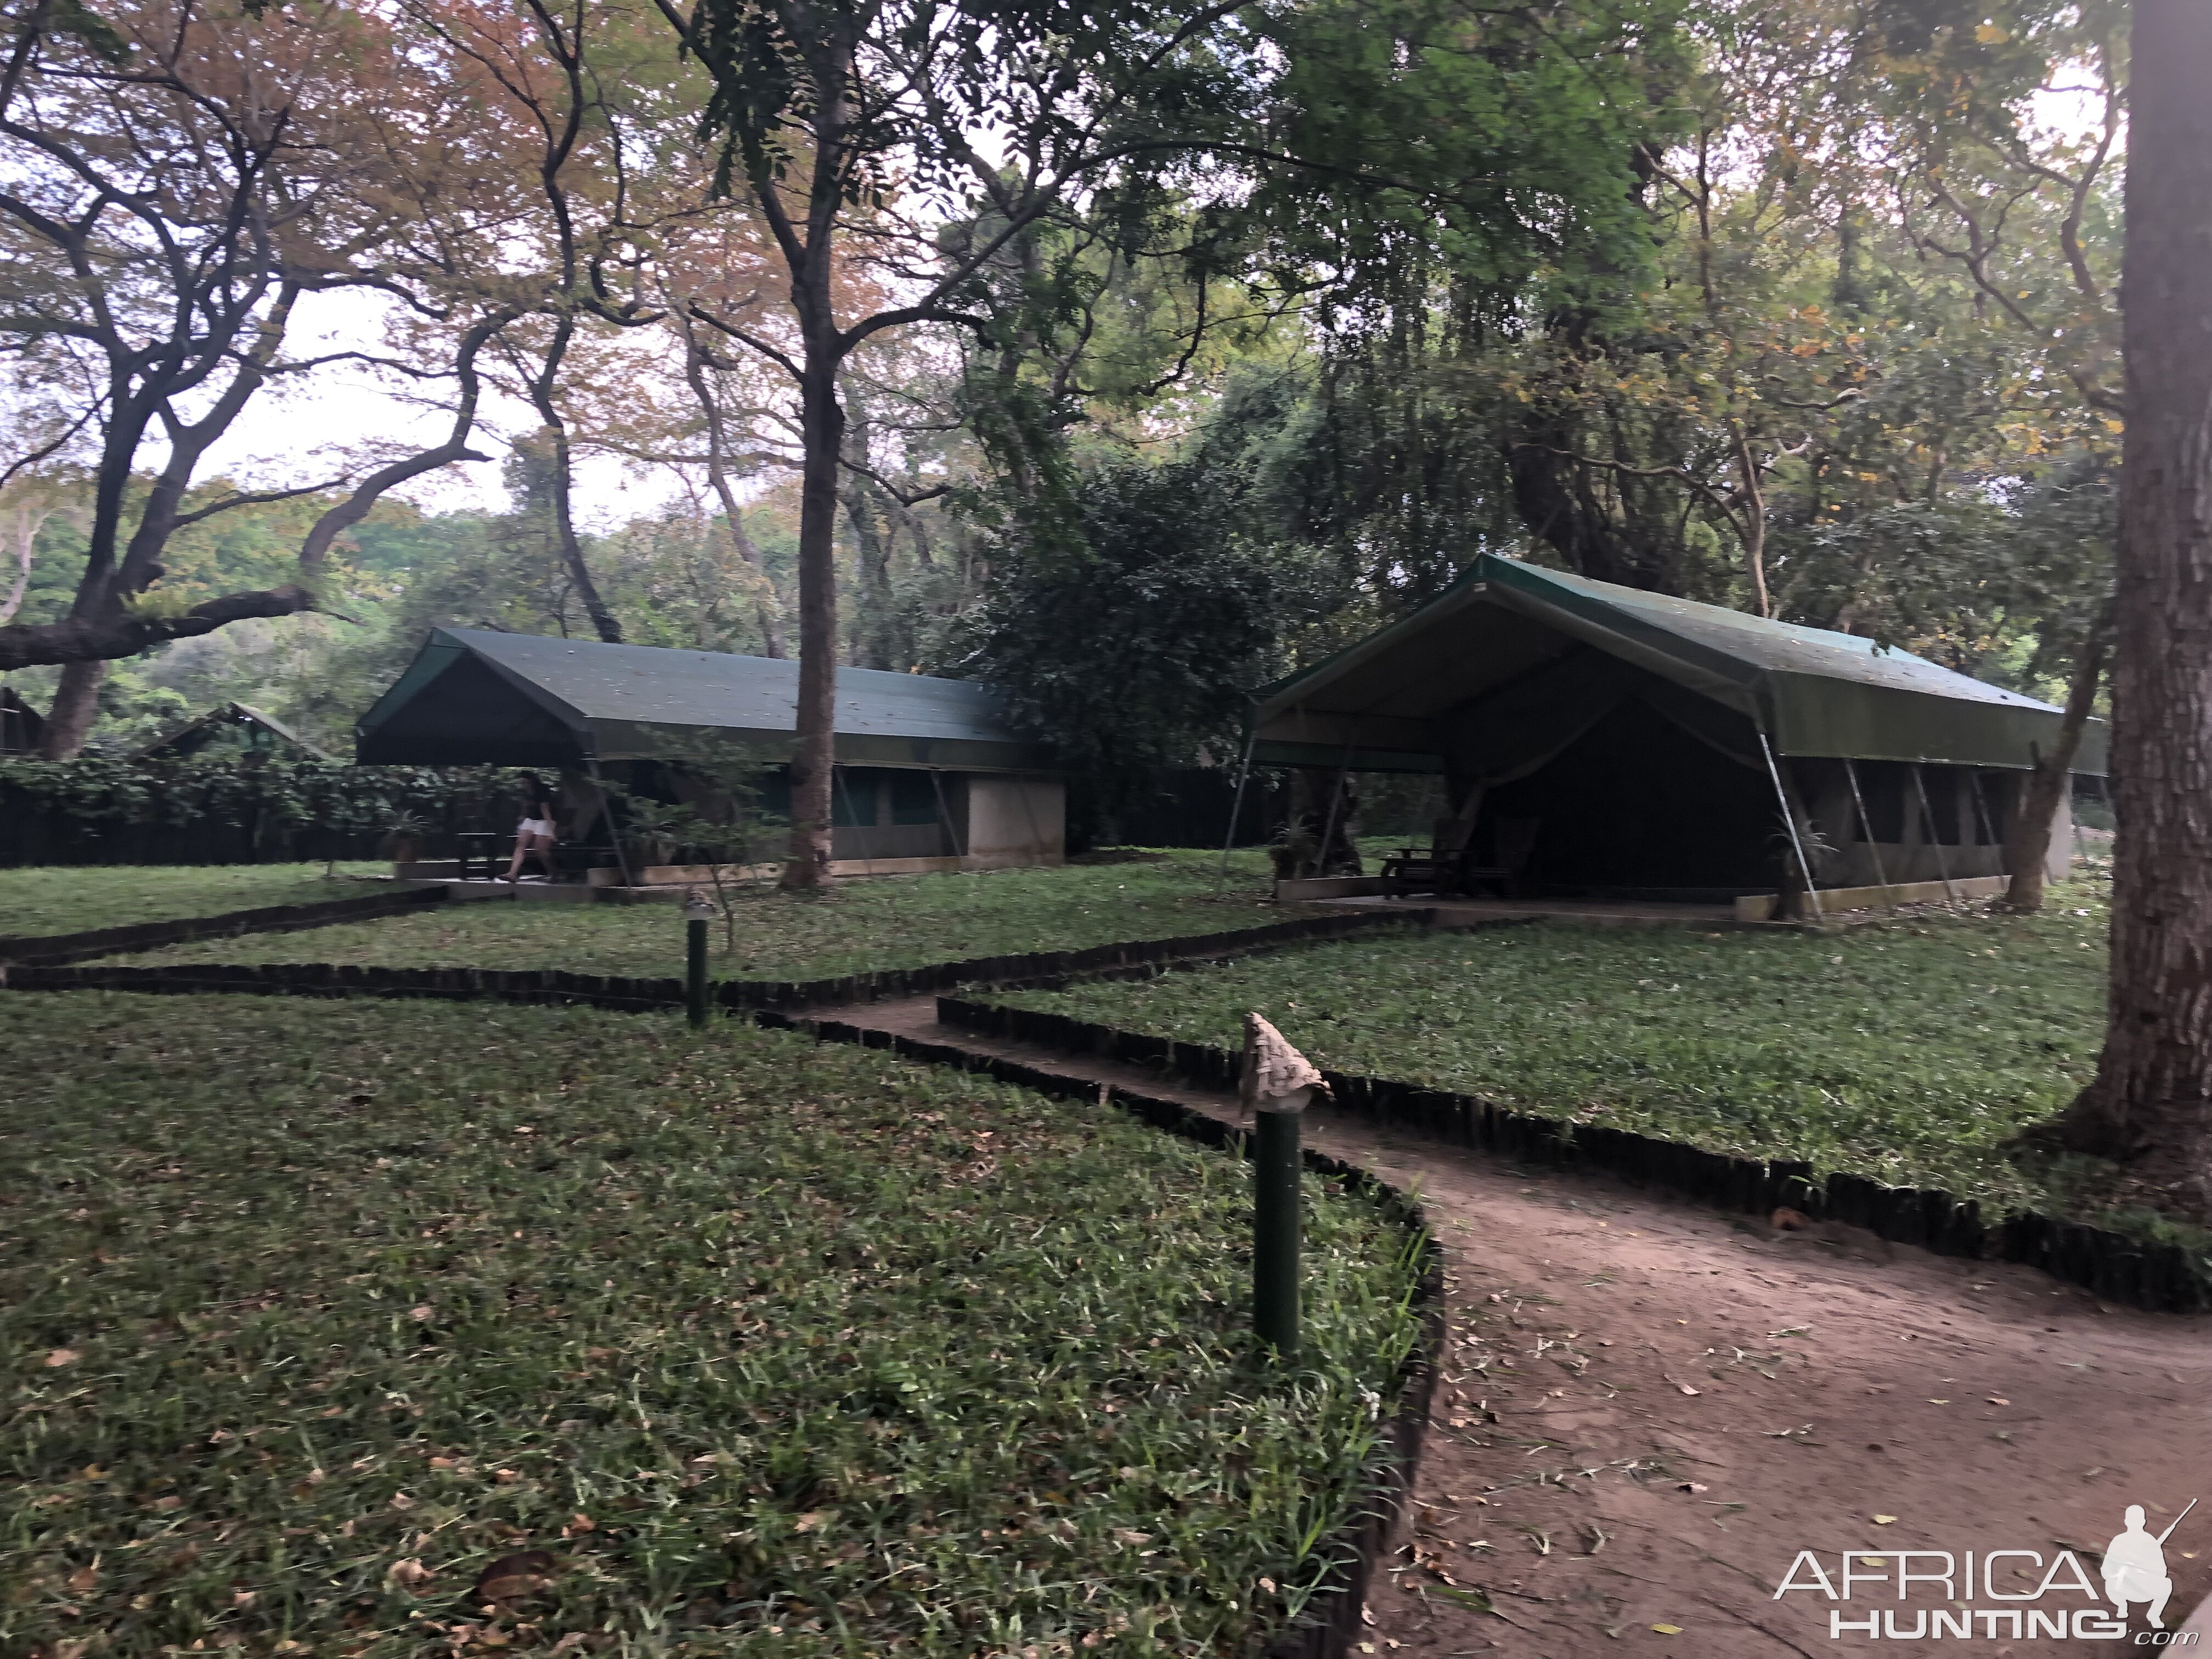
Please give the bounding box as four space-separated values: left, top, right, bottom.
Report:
1250 554 2104 911
134 701 336 764
0 686 44 756
354 628 1065 872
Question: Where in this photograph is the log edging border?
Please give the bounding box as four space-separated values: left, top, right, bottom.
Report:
752 1006 1444 1659
0 907 1436 1008
934 995 2212 1317
0 884 452 968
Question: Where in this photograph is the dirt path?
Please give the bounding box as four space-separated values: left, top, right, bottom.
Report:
825 996 2212 1657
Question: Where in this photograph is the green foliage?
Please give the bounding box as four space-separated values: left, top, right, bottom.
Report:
993 879 2137 1223
0 994 1423 1655
0 758 522 848
109 848 1283 981
962 464 1281 809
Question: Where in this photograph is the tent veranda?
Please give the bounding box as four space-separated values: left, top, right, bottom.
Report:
1249 555 2104 900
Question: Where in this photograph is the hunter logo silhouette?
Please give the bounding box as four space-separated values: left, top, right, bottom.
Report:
2107 1499 2196 1628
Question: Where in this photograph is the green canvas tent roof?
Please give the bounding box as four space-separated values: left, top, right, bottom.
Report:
1251 554 2106 775
356 629 1052 770
136 701 336 763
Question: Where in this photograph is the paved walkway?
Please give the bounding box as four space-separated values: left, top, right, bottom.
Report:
824 995 2212 1657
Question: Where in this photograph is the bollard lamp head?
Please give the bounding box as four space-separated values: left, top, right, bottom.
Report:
682 889 714 923
1243 1012 1325 1113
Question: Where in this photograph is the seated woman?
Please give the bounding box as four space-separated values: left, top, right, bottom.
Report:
503 774 559 883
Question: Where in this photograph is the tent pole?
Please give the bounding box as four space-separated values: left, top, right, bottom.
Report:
833 765 878 879
1316 736 1357 878
1217 724 1257 891
585 755 636 891
1758 731 1823 923
929 768 967 865
1967 769 1999 854
1910 763 1961 909
1842 758 1890 891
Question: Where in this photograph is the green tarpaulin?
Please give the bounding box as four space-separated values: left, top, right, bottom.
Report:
356 629 1053 771
1252 555 2106 776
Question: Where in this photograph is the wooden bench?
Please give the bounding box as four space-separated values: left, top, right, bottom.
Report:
1380 845 1508 899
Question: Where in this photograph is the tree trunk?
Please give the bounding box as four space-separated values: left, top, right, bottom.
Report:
38 657 107 758
2005 606 2110 912
780 353 844 891
524 315 621 646
2059 0 2212 1210
540 419 622 646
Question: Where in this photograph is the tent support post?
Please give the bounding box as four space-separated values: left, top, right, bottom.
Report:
1316 738 1357 878
1759 731 1824 923
833 765 877 878
1967 769 2000 854
1910 763 1961 908
585 755 636 891
929 769 967 865
1217 725 1257 891
1842 758 1890 891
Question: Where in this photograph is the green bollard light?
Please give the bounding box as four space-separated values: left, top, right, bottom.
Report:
1242 1013 1323 1364
684 889 713 1029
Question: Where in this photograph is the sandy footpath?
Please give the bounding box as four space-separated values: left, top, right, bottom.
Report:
825 996 2212 1657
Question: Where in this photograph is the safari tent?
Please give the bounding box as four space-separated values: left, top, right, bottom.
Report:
1249 554 2103 906
134 701 336 763
356 629 1064 871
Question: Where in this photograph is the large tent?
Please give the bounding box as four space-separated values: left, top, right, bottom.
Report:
1251 555 2103 899
357 629 1063 868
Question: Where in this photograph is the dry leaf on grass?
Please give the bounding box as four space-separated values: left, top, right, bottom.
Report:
44 1348 80 1368
472 1549 556 1604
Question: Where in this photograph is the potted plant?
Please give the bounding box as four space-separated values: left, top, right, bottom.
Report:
621 798 690 872
381 811 432 868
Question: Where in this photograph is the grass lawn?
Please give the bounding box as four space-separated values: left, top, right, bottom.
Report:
0 863 389 940
993 879 2121 1221
1 992 1421 1657
99 849 1286 982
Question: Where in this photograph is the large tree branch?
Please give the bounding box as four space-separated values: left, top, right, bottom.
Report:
0 583 319 670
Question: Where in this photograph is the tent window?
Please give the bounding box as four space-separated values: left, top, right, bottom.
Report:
1853 761 1908 843
888 771 940 826
1919 768 1962 845
832 768 882 827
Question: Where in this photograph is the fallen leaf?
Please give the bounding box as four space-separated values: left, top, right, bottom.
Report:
794 1511 829 1533
1769 1208 1810 1232
1675 1482 1709 1494
410 1305 433 1322
1873 1515 1898 1525
44 1348 81 1368
1651 1623 1683 1635
472 1549 556 1605
1928 1398 1950 1405
385 1558 435 1589
1675 1381 1701 1396
1987 1397 2010 1407
67 1564 99 1594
